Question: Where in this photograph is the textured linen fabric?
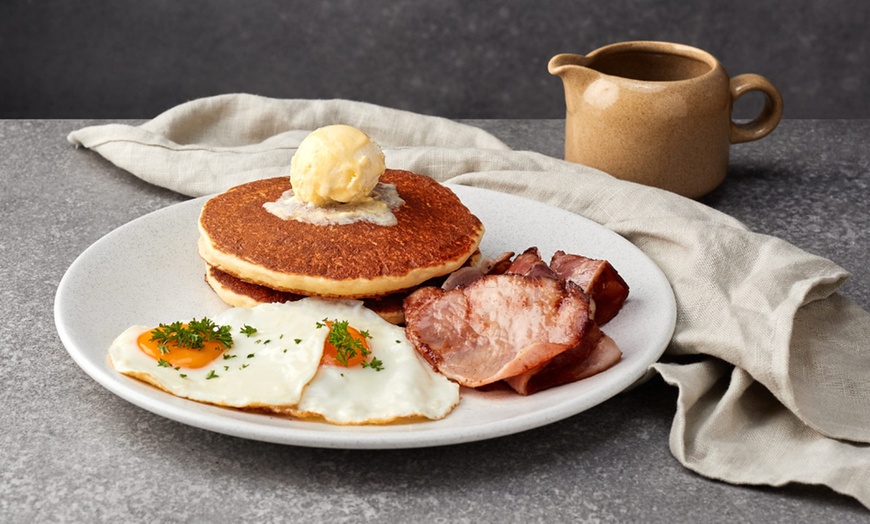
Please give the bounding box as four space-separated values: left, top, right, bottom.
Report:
68 93 870 508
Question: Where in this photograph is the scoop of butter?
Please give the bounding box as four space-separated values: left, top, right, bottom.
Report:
290 125 386 206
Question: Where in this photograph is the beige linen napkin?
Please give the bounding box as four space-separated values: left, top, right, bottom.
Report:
68 94 870 508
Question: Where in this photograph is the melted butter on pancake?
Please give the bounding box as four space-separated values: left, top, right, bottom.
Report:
263 182 405 226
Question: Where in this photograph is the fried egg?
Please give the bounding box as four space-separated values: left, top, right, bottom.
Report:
108 299 460 424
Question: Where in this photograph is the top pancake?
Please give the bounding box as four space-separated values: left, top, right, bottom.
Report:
198 170 484 298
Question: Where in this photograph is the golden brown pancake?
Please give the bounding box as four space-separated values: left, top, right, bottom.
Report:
198 170 484 298
204 265 407 325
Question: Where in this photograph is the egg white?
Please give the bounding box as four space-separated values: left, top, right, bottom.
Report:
108 302 328 409
108 298 460 423
291 300 460 424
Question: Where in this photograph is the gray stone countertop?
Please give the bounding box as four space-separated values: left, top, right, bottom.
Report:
1 119 868 522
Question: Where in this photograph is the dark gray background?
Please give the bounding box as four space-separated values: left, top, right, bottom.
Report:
2 0 867 119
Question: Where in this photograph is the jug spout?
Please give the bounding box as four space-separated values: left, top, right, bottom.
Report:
548 53 591 77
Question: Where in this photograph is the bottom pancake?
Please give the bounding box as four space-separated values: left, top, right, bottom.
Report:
205 265 407 325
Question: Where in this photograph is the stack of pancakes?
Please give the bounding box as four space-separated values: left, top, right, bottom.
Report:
197 169 484 324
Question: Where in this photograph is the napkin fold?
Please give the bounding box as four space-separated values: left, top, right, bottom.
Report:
68 94 870 508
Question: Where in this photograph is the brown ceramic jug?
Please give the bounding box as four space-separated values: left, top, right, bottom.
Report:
549 41 783 198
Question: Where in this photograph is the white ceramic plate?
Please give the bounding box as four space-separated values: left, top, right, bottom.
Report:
55 185 675 449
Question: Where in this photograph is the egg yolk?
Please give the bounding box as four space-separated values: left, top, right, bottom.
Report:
137 327 225 369
321 321 371 367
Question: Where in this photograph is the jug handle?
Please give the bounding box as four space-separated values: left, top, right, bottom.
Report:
729 74 784 144
548 54 589 76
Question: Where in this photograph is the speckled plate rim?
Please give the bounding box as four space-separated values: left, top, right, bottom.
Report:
54 184 676 449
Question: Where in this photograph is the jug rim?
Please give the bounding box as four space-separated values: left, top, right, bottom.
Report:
551 40 725 84
587 40 723 82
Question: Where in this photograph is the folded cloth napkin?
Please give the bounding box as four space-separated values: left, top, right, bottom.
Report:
68 94 870 508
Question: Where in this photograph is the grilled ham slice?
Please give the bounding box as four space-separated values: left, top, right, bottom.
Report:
549 251 629 325
441 251 514 291
504 323 622 395
403 273 596 388
505 247 558 279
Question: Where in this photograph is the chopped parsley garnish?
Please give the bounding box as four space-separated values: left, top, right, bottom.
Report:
324 319 383 371
294 339 302 344
363 356 385 372
247 353 255 359
157 358 172 368
240 325 258 337
326 319 368 366
179 373 187 378
223 353 237 360
149 318 233 350
205 370 219 380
